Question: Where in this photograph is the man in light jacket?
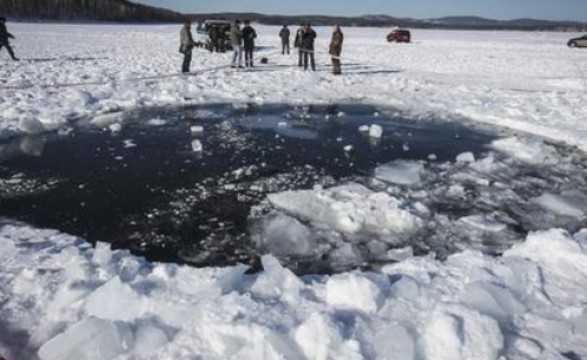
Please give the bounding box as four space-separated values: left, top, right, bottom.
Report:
0 17 19 61
180 19 196 73
230 20 243 68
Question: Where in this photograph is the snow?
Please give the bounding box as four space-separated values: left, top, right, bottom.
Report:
1 23 587 360
1 222 587 359
1 24 586 152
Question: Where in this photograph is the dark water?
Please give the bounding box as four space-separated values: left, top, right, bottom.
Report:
0 104 498 269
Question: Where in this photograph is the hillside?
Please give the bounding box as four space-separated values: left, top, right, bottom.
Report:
191 12 587 31
0 0 183 22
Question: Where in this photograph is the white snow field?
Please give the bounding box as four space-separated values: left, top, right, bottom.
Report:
1 24 587 360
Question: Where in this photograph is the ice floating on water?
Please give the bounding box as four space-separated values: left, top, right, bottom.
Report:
19 117 46 135
369 124 383 138
109 123 122 133
123 139 136 148
359 125 370 132
268 183 423 238
91 112 125 127
491 136 558 165
190 125 204 133
343 145 354 152
532 191 587 218
456 151 476 164
191 139 203 152
374 160 424 185
146 118 167 126
254 214 315 257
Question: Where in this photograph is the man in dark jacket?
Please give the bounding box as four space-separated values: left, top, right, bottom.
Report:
301 24 317 71
293 24 305 67
242 20 257 67
329 25 343 75
0 17 19 61
180 19 196 73
209 25 219 53
279 25 290 55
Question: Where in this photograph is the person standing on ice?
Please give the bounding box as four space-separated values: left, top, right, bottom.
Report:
209 25 219 53
242 20 257 67
329 25 343 75
0 17 19 61
301 23 317 71
294 23 305 67
179 19 196 73
230 20 244 68
279 25 291 55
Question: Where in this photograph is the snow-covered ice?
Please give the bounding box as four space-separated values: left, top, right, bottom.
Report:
0 24 586 151
1 23 587 360
1 222 586 359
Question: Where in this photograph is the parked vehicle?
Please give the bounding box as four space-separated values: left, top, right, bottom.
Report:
195 20 232 51
568 35 587 48
387 29 411 43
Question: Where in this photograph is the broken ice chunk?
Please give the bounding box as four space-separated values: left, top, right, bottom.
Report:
109 123 122 133
532 191 587 218
456 152 476 164
123 139 137 148
190 125 204 134
146 118 167 126
369 124 383 138
38 317 134 360
374 160 424 185
191 140 203 152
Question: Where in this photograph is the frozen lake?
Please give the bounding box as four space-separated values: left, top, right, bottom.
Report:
1 24 587 360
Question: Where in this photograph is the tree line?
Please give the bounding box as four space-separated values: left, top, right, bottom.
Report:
0 0 183 22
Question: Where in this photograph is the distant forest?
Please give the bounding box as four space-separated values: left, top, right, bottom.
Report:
0 0 183 22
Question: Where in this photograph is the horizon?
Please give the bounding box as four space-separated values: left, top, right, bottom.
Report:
133 0 587 22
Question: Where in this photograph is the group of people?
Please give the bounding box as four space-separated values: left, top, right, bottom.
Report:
180 19 344 75
0 17 19 61
230 20 258 68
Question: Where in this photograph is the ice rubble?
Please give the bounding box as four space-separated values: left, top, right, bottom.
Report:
252 135 587 270
1 223 587 359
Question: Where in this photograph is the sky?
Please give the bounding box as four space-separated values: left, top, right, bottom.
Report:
134 0 587 22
